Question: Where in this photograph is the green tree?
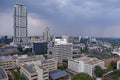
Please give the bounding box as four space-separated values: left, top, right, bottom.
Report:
94 66 103 77
12 69 24 80
112 70 120 77
58 66 67 70
111 61 116 70
72 73 92 80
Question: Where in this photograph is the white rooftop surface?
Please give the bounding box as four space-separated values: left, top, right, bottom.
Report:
112 51 120 56
72 57 103 65
54 39 67 44
54 39 73 45
24 60 42 66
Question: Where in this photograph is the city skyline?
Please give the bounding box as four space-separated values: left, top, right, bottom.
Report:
1 0 120 37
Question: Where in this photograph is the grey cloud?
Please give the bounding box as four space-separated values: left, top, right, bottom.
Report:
1 0 120 37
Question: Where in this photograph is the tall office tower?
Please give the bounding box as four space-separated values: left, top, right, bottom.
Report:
43 27 50 42
13 4 28 46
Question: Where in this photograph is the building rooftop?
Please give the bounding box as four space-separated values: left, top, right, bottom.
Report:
41 59 56 64
0 56 13 60
49 69 70 80
22 65 36 74
73 57 103 65
0 68 7 79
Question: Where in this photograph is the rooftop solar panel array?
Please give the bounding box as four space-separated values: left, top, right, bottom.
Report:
0 68 7 79
49 69 70 80
23 65 36 74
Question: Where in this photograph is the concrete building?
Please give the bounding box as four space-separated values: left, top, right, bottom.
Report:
0 67 8 80
43 27 50 42
24 59 57 72
13 4 28 46
104 57 119 69
0 56 16 70
13 55 45 67
117 60 120 69
28 36 43 43
32 42 48 55
48 38 73 64
20 59 57 80
68 57 104 76
21 65 38 80
0 46 20 56
41 59 57 72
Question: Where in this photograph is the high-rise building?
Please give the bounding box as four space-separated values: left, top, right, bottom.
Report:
48 38 73 64
13 4 28 46
43 27 50 42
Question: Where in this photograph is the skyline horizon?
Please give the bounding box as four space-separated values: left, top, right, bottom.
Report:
1 0 120 37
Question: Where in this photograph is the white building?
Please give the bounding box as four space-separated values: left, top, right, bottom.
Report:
68 57 104 76
48 38 73 64
112 48 120 56
117 60 120 69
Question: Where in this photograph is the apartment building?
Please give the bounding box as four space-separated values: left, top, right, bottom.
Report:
0 56 16 70
68 57 104 76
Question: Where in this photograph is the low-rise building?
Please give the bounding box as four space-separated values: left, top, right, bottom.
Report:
104 57 119 69
0 46 20 56
20 65 38 80
68 57 104 76
13 55 45 67
0 56 16 70
0 67 8 80
20 59 57 80
117 60 120 69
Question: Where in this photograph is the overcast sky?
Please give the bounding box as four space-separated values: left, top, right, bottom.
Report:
1 0 120 37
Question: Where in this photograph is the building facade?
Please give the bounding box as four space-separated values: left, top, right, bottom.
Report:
32 42 48 55
20 65 38 80
0 56 16 70
117 60 120 69
20 59 57 80
14 55 45 67
13 4 28 46
48 39 73 64
68 57 104 76
43 27 50 42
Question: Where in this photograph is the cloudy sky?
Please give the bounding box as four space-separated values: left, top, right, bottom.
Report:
1 0 120 37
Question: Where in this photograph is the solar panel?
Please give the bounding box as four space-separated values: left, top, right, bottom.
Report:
0 68 7 79
23 65 36 74
50 70 70 80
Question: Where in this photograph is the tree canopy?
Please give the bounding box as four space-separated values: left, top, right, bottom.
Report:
94 66 103 77
72 73 92 80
